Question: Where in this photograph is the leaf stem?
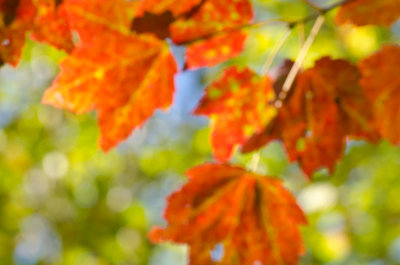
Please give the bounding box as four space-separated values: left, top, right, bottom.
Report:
275 15 325 108
261 28 292 75
301 0 323 12
248 153 261 172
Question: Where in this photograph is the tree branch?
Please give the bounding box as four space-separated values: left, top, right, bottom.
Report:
301 0 323 13
261 28 292 75
275 15 325 108
176 0 354 46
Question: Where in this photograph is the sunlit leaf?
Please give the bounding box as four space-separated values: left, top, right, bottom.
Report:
150 163 306 265
194 67 276 161
42 0 177 150
31 0 74 52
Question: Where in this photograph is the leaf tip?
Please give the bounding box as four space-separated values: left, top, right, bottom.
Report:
148 226 166 244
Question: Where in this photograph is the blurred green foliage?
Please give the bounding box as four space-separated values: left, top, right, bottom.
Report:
0 0 400 264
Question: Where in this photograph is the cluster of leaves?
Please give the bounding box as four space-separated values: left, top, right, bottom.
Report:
1 0 400 264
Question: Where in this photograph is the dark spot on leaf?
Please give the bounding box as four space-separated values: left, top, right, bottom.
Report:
55 0 64 7
182 0 207 19
2 0 20 26
131 11 175 39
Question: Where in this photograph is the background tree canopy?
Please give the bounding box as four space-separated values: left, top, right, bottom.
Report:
0 0 400 264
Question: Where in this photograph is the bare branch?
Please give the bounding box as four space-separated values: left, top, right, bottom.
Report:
301 0 323 12
275 15 325 108
261 28 292 75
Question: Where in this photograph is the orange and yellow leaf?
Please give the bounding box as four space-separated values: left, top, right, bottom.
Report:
170 0 253 68
359 45 400 144
42 0 177 150
32 0 74 52
194 67 276 161
150 163 307 265
336 0 400 26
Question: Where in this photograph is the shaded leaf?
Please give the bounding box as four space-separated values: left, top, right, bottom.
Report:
1 0 19 26
336 0 400 26
0 0 36 66
132 0 206 40
359 45 400 143
137 0 203 17
243 58 378 177
194 67 276 161
150 163 306 265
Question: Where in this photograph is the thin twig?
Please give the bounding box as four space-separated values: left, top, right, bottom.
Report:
261 28 292 75
301 0 323 12
298 22 305 49
275 15 325 108
248 153 261 172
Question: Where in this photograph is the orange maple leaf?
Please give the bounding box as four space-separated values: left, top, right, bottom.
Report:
336 0 400 26
137 0 203 16
131 0 207 40
0 0 36 66
31 0 74 52
42 0 177 151
170 0 253 69
243 58 379 176
194 66 276 161
359 45 400 144
150 163 307 265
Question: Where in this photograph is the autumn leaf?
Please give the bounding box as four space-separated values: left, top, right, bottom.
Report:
137 0 203 17
31 0 74 52
336 0 400 26
243 58 378 176
184 30 249 69
131 11 175 39
134 0 253 68
131 0 206 40
170 0 253 68
359 45 400 144
0 0 73 66
149 163 307 265
42 0 177 151
194 67 276 162
0 0 36 66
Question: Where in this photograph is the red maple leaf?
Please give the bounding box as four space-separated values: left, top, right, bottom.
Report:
137 0 203 17
170 0 253 68
336 0 400 26
194 66 276 161
359 45 400 144
150 163 307 265
243 58 379 177
42 0 177 151
31 0 74 52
